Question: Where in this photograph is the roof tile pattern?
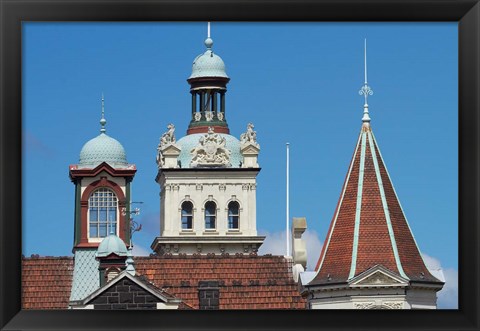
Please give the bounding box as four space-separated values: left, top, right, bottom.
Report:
313 134 361 283
372 138 437 282
22 256 74 309
135 255 306 309
311 126 440 286
22 255 306 309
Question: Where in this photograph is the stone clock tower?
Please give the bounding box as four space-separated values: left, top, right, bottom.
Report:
151 33 265 256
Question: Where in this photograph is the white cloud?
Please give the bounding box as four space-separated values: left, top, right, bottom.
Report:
258 229 323 271
132 243 151 256
422 253 458 309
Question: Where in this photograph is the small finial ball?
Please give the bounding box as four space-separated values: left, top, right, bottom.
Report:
205 37 213 49
100 118 106 126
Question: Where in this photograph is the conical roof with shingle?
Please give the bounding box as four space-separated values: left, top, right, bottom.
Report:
309 121 442 286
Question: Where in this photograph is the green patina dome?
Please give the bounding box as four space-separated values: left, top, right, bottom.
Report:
189 38 228 79
96 234 128 258
79 133 128 168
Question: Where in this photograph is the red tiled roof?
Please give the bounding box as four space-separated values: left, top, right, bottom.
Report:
22 256 74 309
135 255 306 309
311 124 441 286
22 254 306 309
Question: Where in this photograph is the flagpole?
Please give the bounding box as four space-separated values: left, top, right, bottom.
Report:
286 142 290 257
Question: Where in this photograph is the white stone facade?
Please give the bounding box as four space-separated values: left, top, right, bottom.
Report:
152 168 264 255
303 265 441 309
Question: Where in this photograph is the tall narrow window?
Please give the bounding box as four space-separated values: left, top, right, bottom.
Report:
228 201 240 229
89 188 117 238
205 201 216 230
181 201 194 230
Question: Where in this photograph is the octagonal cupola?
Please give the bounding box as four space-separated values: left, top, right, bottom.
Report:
187 23 231 135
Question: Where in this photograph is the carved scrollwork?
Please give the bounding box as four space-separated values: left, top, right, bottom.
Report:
382 302 403 309
354 302 375 309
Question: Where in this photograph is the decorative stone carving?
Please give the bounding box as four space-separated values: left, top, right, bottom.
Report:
249 184 256 190
205 111 214 122
242 184 250 191
194 112 202 122
160 123 176 146
219 184 226 191
156 146 164 167
240 123 260 168
240 123 259 147
196 184 203 191
383 302 403 309
156 124 180 169
190 127 231 167
357 272 398 285
217 112 224 121
354 302 375 309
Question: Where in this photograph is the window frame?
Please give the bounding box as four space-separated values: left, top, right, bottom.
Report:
204 201 217 230
88 187 118 239
227 201 240 230
181 201 194 230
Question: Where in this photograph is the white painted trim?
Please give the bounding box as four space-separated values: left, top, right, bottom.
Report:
156 302 179 309
348 131 367 280
312 132 362 280
368 132 408 279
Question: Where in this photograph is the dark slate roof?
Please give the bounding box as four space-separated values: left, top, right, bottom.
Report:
22 254 306 309
310 124 442 286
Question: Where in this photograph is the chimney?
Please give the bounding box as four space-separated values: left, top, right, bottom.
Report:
198 281 220 309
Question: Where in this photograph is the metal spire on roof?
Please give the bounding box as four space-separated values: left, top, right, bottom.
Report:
359 39 373 124
100 93 107 133
205 22 213 50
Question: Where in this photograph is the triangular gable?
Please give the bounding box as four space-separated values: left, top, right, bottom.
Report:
240 143 260 154
349 265 409 287
161 143 182 155
80 271 181 306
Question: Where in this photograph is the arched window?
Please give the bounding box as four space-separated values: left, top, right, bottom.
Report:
204 201 216 230
228 201 240 229
181 201 194 230
89 188 117 238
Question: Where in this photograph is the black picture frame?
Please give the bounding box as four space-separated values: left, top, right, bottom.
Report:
1 0 478 330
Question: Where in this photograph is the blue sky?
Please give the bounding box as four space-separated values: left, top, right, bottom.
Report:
23 22 458 308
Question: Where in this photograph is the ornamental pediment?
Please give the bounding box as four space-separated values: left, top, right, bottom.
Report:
350 265 408 287
161 144 181 155
240 143 260 155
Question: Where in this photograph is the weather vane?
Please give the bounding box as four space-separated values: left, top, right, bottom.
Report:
121 201 143 247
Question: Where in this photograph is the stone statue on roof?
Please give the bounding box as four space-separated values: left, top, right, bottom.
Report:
240 123 259 147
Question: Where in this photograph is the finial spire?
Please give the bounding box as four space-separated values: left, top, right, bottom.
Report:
205 22 213 49
125 246 136 276
359 39 373 124
100 93 107 133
